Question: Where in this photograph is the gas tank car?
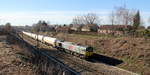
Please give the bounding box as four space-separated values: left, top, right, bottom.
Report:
22 31 57 47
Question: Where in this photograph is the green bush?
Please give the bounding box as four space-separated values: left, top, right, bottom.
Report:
136 29 150 37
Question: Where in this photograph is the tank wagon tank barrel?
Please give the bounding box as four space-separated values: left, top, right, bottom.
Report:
22 31 93 58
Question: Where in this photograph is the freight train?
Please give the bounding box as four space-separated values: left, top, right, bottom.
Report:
22 31 93 58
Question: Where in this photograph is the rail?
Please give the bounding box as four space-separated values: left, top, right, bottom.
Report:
9 32 80 75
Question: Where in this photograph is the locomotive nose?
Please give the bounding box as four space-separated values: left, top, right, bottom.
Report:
85 46 94 57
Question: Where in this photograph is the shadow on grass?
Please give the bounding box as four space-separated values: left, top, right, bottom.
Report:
86 53 123 66
40 47 123 66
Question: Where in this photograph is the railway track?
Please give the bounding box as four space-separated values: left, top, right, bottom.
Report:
19 33 139 75
19 33 101 75
10 33 80 75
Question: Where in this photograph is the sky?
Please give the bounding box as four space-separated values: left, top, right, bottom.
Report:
0 0 150 26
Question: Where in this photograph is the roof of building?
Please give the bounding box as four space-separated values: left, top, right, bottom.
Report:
56 26 71 31
99 25 132 30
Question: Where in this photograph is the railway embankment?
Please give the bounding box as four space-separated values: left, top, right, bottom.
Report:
6 33 79 75
45 32 150 75
0 31 140 75
20 32 139 75
0 35 35 75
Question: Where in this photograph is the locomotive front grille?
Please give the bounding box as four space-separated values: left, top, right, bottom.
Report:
86 52 93 57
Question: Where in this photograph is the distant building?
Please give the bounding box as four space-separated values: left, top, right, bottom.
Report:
98 25 132 35
70 24 83 32
70 24 99 32
81 24 99 32
138 26 145 30
98 29 123 35
81 25 91 32
55 26 71 33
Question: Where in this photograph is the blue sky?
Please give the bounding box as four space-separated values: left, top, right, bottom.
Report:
0 0 150 26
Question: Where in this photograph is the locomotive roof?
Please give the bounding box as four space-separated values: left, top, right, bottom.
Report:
62 41 89 48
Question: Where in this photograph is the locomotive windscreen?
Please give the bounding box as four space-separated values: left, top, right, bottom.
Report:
86 47 93 52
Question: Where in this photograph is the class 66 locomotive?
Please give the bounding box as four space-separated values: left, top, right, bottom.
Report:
22 31 94 58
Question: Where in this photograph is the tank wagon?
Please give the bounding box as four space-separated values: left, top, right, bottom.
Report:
22 31 93 58
22 31 57 47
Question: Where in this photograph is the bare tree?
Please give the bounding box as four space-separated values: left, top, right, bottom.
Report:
83 13 99 24
72 13 100 25
32 20 49 32
112 6 135 25
72 16 84 25
109 11 116 25
5 23 12 33
133 10 141 30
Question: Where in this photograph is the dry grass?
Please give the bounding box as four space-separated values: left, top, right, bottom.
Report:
6 34 76 75
0 35 36 75
44 32 150 75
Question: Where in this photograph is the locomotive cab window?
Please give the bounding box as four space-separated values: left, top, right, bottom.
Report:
86 47 93 52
